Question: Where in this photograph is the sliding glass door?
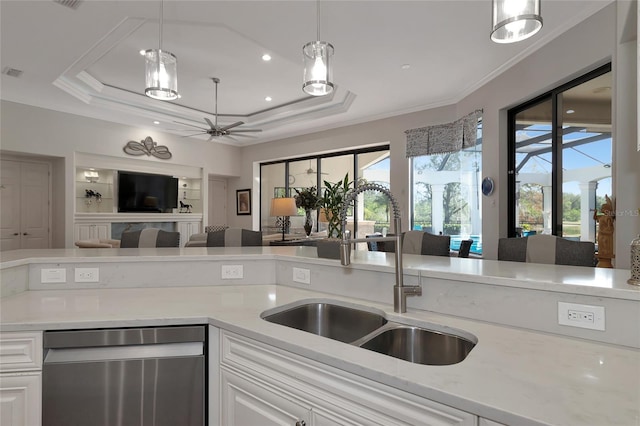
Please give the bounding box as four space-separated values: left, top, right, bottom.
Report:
508 64 612 242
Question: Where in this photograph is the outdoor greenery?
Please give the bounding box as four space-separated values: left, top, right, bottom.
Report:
518 183 608 236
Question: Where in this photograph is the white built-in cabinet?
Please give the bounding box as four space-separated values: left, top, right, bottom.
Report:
73 222 111 242
178 221 201 247
0 331 43 426
220 331 477 426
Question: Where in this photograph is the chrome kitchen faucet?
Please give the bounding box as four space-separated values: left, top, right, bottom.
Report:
339 183 422 313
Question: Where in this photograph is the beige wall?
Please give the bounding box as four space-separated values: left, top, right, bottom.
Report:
237 2 638 266
0 3 636 264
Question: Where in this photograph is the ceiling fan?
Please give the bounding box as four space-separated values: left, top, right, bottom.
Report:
174 78 262 141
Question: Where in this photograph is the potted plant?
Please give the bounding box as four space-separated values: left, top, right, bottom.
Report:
293 186 320 236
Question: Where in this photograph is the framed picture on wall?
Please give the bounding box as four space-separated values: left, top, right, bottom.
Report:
236 189 251 215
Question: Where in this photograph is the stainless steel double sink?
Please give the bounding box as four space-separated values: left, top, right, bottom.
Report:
261 301 476 366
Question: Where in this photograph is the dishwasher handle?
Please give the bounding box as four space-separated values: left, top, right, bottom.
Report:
44 342 203 364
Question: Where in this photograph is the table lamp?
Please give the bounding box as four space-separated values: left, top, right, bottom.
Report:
271 198 298 241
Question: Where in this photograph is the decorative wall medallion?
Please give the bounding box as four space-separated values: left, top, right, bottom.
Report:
123 136 172 159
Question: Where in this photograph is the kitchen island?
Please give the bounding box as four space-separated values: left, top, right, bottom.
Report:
1 247 639 425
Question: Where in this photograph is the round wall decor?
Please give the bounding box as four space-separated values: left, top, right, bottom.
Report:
481 177 495 196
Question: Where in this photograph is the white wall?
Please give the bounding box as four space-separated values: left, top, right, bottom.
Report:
1 101 242 247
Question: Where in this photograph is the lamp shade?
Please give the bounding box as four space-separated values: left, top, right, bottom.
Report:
144 49 178 100
271 198 298 217
490 0 542 44
302 41 334 96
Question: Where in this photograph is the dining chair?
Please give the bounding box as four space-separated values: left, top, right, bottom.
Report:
120 228 180 248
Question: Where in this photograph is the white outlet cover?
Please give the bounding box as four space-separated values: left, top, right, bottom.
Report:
558 301 605 331
293 267 311 284
75 267 99 283
221 264 244 279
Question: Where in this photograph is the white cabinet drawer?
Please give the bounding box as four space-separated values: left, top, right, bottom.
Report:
0 332 43 371
221 331 476 426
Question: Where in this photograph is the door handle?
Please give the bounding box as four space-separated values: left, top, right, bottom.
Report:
13 233 19 236
23 232 29 235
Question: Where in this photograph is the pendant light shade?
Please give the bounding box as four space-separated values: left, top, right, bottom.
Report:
302 41 334 96
490 0 543 44
144 1 178 100
302 0 334 96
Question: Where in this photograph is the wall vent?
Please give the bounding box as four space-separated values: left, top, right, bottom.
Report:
2 67 23 78
53 0 83 10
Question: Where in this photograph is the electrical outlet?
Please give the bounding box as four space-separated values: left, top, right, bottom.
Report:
558 302 605 331
41 268 66 283
293 267 311 284
221 264 243 279
75 267 99 283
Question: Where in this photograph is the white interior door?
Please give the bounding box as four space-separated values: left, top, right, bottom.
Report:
0 160 22 251
0 159 50 250
208 177 227 226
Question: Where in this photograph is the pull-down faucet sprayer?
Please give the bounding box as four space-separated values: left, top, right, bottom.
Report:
338 183 422 313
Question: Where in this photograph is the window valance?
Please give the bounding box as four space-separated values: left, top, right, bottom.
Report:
405 109 483 158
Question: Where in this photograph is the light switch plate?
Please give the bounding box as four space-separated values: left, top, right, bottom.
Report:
41 268 66 283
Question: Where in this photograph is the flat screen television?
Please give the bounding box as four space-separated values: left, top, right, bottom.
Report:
117 171 178 213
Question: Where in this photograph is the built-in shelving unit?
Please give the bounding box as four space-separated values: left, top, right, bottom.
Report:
74 153 205 246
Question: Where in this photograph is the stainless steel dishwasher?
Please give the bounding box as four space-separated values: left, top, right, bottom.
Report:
43 325 206 426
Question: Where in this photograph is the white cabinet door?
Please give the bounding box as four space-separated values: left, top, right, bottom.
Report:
74 223 111 241
0 372 42 426
221 369 309 426
178 221 201 247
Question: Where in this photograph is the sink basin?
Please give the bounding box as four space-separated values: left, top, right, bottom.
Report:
262 302 387 343
358 325 475 365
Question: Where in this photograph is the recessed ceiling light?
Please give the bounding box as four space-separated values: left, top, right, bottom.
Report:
153 120 160 124
401 64 411 70
262 54 272 61
566 109 575 114
265 96 272 102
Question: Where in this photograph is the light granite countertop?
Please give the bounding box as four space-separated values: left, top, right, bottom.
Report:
0 285 638 425
1 248 639 425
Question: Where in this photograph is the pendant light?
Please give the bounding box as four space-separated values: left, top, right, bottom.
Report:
490 0 543 44
302 0 334 96
144 0 178 100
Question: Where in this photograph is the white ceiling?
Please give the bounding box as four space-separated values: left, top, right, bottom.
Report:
0 0 612 146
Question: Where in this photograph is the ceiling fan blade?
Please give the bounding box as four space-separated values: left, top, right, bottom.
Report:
226 133 256 138
181 132 208 138
207 134 217 142
229 129 262 133
203 117 216 129
220 121 245 131
174 121 209 131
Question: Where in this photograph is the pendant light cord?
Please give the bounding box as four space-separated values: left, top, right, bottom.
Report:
158 0 163 51
316 0 320 41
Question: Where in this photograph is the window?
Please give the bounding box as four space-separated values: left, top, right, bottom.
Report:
260 146 390 241
410 128 483 255
508 64 612 242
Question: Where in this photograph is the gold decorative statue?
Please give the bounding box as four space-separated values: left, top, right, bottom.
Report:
593 195 615 268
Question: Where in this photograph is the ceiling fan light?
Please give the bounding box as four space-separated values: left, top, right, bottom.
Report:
144 49 178 100
302 41 334 96
490 0 542 44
